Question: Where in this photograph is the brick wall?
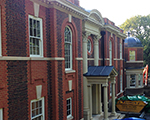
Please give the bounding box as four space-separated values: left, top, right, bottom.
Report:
6 0 27 56
7 61 28 120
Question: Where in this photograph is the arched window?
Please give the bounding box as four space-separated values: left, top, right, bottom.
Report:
64 26 72 70
109 40 112 66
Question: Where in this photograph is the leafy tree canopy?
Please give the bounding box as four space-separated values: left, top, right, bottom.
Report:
120 15 150 72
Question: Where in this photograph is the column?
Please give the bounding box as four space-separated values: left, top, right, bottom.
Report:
92 84 98 114
102 83 109 120
94 35 101 66
98 84 102 114
127 74 130 88
135 74 139 88
111 81 116 116
88 84 93 120
82 32 90 120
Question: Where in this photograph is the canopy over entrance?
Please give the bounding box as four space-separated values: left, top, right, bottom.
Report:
83 66 118 77
83 66 118 120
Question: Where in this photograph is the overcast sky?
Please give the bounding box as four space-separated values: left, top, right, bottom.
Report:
80 0 150 26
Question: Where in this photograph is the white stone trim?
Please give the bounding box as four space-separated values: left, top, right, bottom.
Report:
99 58 103 60
126 61 144 63
36 85 42 99
69 14 72 22
113 58 124 60
105 58 110 60
34 2 40 17
0 56 65 61
68 80 72 91
87 58 94 60
65 70 76 74
75 57 83 60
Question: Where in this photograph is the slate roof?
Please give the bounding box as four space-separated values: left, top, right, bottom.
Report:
83 66 117 77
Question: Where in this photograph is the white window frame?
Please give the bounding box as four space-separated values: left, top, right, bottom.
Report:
0 108 3 120
120 43 122 59
65 26 72 71
67 98 73 119
120 70 123 92
109 40 112 66
31 97 45 120
29 15 43 57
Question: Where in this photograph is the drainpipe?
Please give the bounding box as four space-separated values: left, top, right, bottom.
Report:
101 31 106 66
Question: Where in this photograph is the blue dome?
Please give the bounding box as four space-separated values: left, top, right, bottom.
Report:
124 37 143 47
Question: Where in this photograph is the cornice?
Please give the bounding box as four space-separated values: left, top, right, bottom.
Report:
83 17 103 29
104 24 126 39
32 0 89 19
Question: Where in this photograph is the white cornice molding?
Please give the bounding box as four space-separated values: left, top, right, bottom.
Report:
0 56 65 61
31 0 89 19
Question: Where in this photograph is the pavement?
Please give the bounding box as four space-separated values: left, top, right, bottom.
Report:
92 112 125 120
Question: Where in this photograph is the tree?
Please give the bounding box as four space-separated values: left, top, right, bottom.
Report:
120 15 150 72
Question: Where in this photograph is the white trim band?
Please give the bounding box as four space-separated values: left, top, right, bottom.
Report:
0 56 65 61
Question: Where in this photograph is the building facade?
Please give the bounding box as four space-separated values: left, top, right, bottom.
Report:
82 12 126 119
124 36 144 89
0 0 84 120
0 0 127 120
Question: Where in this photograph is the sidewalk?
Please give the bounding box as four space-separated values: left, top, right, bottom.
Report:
93 112 125 120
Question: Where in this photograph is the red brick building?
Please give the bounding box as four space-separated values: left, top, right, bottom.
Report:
0 0 84 120
0 0 127 120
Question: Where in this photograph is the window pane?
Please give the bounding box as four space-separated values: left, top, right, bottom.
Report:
31 98 44 120
64 27 72 69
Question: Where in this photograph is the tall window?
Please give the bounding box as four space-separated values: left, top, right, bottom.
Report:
120 70 123 91
129 50 135 61
67 98 72 119
120 43 122 59
0 108 3 120
65 26 72 70
29 15 43 56
31 97 44 120
109 40 112 66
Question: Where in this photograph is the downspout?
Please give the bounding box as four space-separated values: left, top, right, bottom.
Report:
101 31 106 66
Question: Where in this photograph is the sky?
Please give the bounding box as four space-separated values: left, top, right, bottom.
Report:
79 0 150 26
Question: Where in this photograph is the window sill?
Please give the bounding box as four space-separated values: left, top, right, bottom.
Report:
67 115 73 120
65 70 76 74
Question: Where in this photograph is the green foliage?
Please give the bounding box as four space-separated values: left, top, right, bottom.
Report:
120 15 150 72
